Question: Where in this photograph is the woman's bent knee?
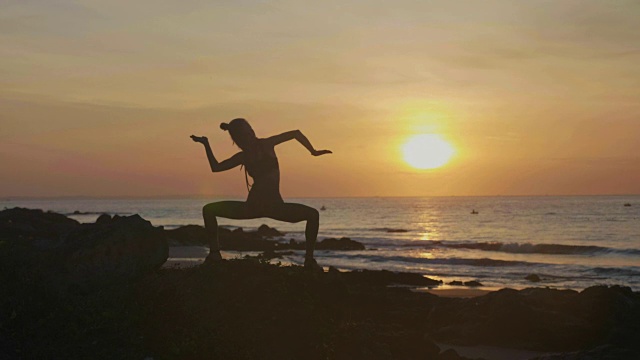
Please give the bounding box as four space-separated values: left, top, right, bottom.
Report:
203 203 221 218
308 207 320 223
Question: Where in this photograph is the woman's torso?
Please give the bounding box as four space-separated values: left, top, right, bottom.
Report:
244 139 283 211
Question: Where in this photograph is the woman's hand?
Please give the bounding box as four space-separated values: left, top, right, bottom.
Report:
311 149 332 156
190 135 208 144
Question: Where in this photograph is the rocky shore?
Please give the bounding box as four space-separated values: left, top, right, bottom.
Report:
1 208 639 359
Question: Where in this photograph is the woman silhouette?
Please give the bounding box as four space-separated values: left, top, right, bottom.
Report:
191 118 332 270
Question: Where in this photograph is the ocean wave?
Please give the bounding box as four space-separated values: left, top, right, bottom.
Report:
592 267 640 277
371 228 410 233
331 253 529 267
423 241 640 256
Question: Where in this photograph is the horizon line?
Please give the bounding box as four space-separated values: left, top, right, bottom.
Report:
2 193 640 201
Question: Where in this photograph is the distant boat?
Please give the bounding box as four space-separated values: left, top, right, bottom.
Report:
320 205 326 211
471 209 478 214
624 203 632 207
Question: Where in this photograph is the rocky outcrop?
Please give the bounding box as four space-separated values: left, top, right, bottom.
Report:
256 224 284 237
447 280 483 287
0 208 168 290
343 269 443 287
526 273 541 282
61 214 168 284
0 207 79 243
165 224 367 251
316 237 365 250
425 285 640 352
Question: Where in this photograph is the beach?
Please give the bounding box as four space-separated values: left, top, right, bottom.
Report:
2 207 640 359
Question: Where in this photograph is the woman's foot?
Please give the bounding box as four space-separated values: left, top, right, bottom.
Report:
304 257 323 273
203 250 223 266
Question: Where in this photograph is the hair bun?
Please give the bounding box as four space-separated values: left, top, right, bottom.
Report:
220 122 229 131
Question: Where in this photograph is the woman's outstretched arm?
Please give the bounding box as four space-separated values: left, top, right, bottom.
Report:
265 130 332 156
191 135 243 172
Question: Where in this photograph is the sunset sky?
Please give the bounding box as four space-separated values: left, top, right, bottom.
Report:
2 0 640 198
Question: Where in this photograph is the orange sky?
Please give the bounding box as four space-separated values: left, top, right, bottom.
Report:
2 1 640 197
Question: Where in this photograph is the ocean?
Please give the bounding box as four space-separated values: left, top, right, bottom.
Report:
3 196 640 291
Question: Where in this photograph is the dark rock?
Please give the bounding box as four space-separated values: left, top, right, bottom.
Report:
526 274 541 282
219 229 276 251
165 225 363 252
0 207 80 243
258 249 293 260
165 225 208 246
386 228 409 233
448 281 463 286
62 214 169 284
316 237 365 250
0 208 168 293
232 227 244 235
344 269 442 287
424 286 640 352
96 213 112 224
256 224 284 237
464 280 483 287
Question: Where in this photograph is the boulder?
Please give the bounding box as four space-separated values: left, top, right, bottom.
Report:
0 208 169 292
0 207 79 243
95 213 112 224
165 225 208 246
424 286 640 352
256 224 284 237
526 274 541 282
316 237 365 250
61 214 169 284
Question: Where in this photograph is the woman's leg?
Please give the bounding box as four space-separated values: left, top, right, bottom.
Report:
267 203 320 263
202 201 256 262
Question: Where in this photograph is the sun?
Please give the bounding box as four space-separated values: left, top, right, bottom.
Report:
402 134 455 170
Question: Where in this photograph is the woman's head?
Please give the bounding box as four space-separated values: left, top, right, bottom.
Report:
220 118 256 150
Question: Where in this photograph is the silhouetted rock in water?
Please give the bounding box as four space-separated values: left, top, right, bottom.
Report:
257 224 284 237
165 224 208 246
343 269 443 287
446 280 483 287
165 224 367 251
316 237 365 250
386 228 409 233
165 224 285 248
526 274 541 282
165 225 366 251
